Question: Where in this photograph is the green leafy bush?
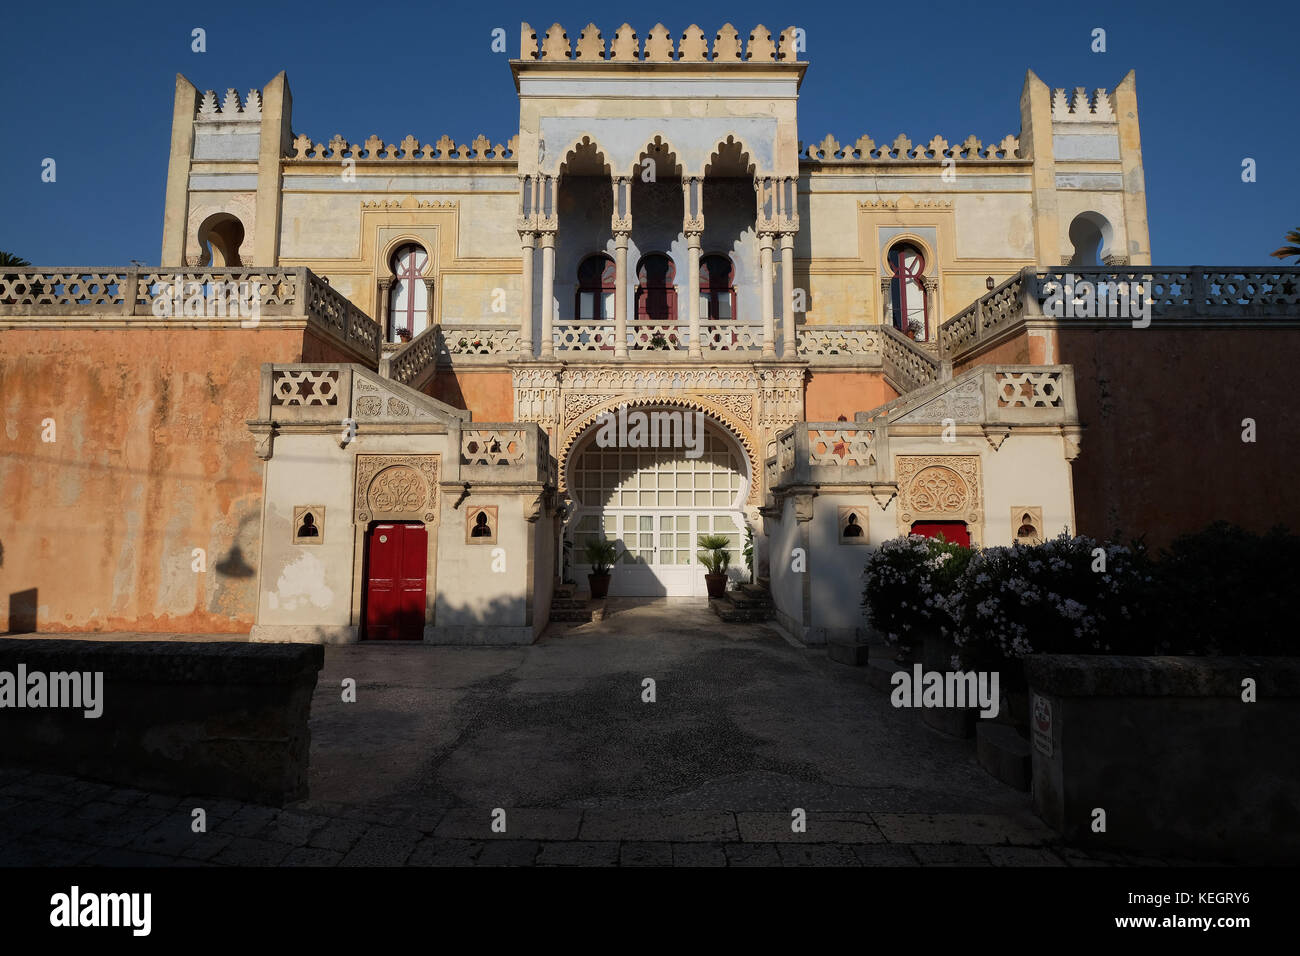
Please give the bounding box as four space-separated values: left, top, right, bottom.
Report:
1150 522 1298 655
583 539 618 576
697 534 732 574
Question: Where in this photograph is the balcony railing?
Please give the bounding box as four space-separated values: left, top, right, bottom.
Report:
552 319 766 352
940 266 1300 361
0 267 380 362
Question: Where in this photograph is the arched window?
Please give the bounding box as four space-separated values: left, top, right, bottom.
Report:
888 243 928 341
575 254 615 321
636 253 677 323
699 254 735 321
388 244 429 343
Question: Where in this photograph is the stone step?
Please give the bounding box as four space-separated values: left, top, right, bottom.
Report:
549 608 592 624
550 599 588 610
709 598 773 624
976 721 1031 791
553 585 577 598
827 640 871 666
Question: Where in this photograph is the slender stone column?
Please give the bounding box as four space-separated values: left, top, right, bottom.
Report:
759 233 776 357
614 232 630 358
376 277 392 341
519 232 536 355
687 231 703 357
422 277 436 335
683 176 705 357
539 232 556 357
611 176 632 359
779 232 795 357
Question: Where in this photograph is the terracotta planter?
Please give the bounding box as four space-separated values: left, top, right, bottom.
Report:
705 573 728 599
588 573 610 600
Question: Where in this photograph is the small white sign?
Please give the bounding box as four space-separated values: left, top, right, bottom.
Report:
1032 694 1053 757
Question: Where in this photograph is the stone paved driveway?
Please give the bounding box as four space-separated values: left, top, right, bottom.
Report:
0 601 1198 866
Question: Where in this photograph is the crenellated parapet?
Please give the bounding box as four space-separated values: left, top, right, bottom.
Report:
1051 87 1117 123
803 133 1022 163
517 22 801 62
287 132 518 162
195 88 263 120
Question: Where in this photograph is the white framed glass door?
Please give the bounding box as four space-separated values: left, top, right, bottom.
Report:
572 511 743 596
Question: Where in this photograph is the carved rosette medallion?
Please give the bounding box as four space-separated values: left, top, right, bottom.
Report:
355 454 440 524
895 455 982 536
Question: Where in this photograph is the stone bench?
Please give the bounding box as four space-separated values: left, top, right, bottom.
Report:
0 640 323 805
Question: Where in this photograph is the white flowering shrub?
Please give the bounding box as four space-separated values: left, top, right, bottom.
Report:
862 534 975 652
940 532 1153 682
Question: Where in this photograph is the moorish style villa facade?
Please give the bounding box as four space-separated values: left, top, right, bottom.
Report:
2 22 1296 646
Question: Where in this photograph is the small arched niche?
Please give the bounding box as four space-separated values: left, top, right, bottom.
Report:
1066 211 1114 267
196 212 246 267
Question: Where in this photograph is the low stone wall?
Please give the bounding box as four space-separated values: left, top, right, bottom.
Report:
1026 654 1300 863
0 640 323 805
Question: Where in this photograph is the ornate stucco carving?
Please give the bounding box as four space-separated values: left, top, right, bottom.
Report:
894 376 984 424
895 455 982 536
355 454 440 525
558 394 761 505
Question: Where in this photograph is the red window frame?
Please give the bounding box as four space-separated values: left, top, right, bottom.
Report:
575 253 616 321
635 253 678 349
389 244 427 343
636 253 678 322
888 244 928 340
700 254 737 321
700 254 737 348
575 253 617 350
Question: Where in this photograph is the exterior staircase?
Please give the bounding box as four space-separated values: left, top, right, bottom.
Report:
547 584 592 625
710 577 776 623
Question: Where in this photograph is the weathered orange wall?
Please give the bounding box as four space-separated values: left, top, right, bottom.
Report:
952 331 1043 375
1058 327 1300 546
426 369 514 422
805 371 895 421
0 327 332 633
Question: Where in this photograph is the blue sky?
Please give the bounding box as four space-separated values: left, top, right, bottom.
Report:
1 0 1295 266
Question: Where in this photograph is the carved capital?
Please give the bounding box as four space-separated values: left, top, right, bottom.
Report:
247 421 276 460
1062 427 1083 461
793 493 816 523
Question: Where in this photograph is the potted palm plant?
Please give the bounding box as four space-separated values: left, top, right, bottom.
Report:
697 533 732 599
584 538 618 600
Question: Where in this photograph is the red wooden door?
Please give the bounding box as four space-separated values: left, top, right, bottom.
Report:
364 523 427 641
910 521 971 547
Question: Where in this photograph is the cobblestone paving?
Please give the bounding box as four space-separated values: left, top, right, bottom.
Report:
0 602 1219 866
4 766 1208 867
